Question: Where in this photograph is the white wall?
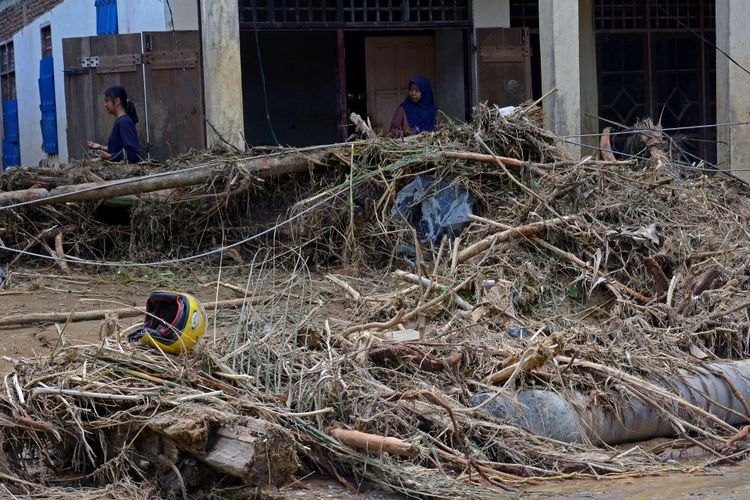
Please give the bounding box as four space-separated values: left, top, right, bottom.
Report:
473 0 510 29
11 0 181 166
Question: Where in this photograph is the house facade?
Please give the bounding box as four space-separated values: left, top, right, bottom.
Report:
2 1 750 184
202 0 750 183
0 0 198 168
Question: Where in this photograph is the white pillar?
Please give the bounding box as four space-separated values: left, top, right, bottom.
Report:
539 0 597 157
716 0 750 182
199 0 245 149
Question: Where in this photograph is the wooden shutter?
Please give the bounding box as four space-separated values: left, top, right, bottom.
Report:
476 28 532 108
38 56 59 154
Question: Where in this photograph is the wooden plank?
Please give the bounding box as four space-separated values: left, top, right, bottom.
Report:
476 27 532 108
143 31 205 160
63 37 95 160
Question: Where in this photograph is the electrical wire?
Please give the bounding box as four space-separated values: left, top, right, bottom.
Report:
560 136 750 173
565 121 750 139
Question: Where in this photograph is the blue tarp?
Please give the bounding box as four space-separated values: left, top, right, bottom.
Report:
95 0 119 35
2 99 20 169
38 56 58 155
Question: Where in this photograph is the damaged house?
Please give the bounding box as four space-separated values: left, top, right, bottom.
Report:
1 0 750 183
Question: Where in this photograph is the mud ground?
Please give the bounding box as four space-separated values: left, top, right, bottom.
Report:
2 266 750 499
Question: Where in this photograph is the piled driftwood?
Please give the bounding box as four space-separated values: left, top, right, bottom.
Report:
2 104 750 497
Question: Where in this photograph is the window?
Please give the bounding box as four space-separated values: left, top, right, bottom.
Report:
1 40 20 168
0 42 16 101
41 25 52 57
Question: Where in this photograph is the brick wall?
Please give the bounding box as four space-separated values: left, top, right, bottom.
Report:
0 0 64 42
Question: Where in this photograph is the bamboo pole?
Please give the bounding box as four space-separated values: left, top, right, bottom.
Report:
0 150 330 208
457 216 577 265
0 297 260 328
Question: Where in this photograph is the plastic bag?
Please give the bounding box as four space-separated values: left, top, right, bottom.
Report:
392 175 474 245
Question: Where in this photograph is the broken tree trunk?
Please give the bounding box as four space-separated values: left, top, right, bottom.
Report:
0 149 330 208
143 405 299 486
472 357 750 445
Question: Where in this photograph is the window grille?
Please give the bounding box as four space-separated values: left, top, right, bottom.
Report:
594 0 715 32
509 0 539 30
239 0 470 28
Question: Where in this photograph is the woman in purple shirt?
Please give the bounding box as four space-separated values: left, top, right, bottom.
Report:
86 86 141 163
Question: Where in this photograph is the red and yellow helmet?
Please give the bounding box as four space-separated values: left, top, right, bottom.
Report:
128 291 207 354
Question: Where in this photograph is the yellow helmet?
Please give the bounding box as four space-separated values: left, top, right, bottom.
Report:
128 291 206 354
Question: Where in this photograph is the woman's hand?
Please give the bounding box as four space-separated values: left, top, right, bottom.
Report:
97 150 112 161
87 141 102 151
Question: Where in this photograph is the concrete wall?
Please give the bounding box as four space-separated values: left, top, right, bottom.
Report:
199 0 244 149
473 0 510 29
435 29 465 122
716 0 750 182
118 0 198 34
10 0 173 167
539 0 597 157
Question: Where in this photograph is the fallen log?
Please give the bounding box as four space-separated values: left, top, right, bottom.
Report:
0 149 331 208
329 427 416 457
473 357 750 444
0 297 260 328
144 405 299 486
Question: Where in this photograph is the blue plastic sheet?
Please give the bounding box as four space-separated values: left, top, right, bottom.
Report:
392 175 474 245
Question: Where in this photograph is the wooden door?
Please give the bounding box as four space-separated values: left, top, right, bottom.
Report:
365 36 435 132
63 32 205 162
63 33 145 160
143 31 204 159
476 28 532 108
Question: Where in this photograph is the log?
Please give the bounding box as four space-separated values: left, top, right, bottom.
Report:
145 405 299 486
473 357 750 445
329 427 416 457
0 150 330 208
0 297 260 328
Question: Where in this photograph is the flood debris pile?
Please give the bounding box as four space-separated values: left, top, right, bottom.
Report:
2 104 750 497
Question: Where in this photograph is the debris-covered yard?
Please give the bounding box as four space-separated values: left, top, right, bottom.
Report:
2 104 750 498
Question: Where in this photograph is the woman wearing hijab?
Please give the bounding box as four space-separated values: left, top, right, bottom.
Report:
86 86 141 163
389 76 438 138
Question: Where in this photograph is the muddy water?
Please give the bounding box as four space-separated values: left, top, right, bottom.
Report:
524 464 750 499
